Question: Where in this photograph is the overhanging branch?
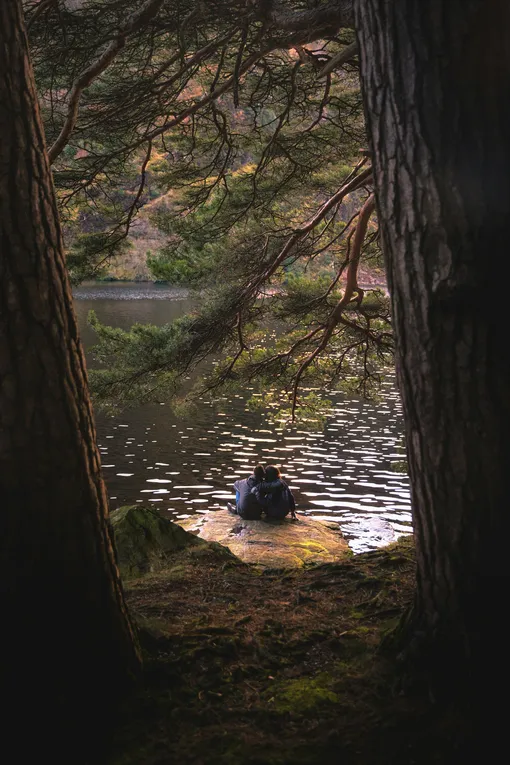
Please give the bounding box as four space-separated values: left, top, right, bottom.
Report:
319 41 358 77
290 191 376 418
48 0 164 164
241 162 373 303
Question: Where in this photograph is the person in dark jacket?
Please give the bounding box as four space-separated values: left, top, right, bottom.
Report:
251 465 297 520
227 465 265 520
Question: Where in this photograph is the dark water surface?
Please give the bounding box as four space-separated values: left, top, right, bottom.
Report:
74 282 412 553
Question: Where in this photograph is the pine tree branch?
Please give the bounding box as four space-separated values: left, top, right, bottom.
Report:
48 0 164 164
290 192 376 419
25 0 56 31
112 45 275 156
319 41 358 77
259 1 355 34
241 163 373 304
53 2 356 165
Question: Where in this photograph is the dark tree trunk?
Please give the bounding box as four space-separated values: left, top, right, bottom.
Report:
0 0 140 752
355 0 510 678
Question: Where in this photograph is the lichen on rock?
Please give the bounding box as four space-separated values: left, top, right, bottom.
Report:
178 510 350 568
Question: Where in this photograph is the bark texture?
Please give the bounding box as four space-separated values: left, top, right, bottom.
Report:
355 0 510 667
0 0 140 749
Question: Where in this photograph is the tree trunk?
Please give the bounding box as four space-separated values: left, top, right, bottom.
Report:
355 0 510 677
0 0 141 752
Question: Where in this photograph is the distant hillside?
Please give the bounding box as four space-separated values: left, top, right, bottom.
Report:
94 192 386 288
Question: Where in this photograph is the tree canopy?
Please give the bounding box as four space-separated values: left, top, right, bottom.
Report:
26 0 391 416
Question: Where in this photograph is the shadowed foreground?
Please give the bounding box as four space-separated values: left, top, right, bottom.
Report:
106 531 468 765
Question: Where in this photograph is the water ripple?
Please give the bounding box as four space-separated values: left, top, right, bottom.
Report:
93 386 411 553
74 287 411 553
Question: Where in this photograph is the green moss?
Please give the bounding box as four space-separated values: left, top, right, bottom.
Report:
268 673 339 714
161 563 188 580
111 505 202 579
111 505 240 579
381 535 414 554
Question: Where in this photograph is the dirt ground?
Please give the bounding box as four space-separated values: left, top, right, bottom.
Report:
107 537 469 765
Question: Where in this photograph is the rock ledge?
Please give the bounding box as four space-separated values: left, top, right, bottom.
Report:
178 510 350 567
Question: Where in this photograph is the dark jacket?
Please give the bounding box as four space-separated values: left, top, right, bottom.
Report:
251 479 296 519
233 476 264 519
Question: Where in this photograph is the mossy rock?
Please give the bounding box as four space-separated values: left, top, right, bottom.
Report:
111 505 238 579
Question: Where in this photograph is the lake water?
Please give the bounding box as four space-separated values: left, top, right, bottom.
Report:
74 282 412 553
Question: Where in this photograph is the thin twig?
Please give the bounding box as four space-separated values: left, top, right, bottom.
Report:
26 0 56 32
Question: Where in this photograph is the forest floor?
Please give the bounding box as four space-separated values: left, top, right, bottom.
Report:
107 537 467 765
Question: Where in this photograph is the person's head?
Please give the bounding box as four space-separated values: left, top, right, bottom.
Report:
265 465 280 482
253 465 265 481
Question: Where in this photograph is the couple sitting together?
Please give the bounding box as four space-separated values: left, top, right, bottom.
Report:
227 464 297 521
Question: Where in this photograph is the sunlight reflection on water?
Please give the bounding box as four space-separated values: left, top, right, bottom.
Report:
74 282 411 553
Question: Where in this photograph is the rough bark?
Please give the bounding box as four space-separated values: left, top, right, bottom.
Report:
355 0 510 675
0 0 141 751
